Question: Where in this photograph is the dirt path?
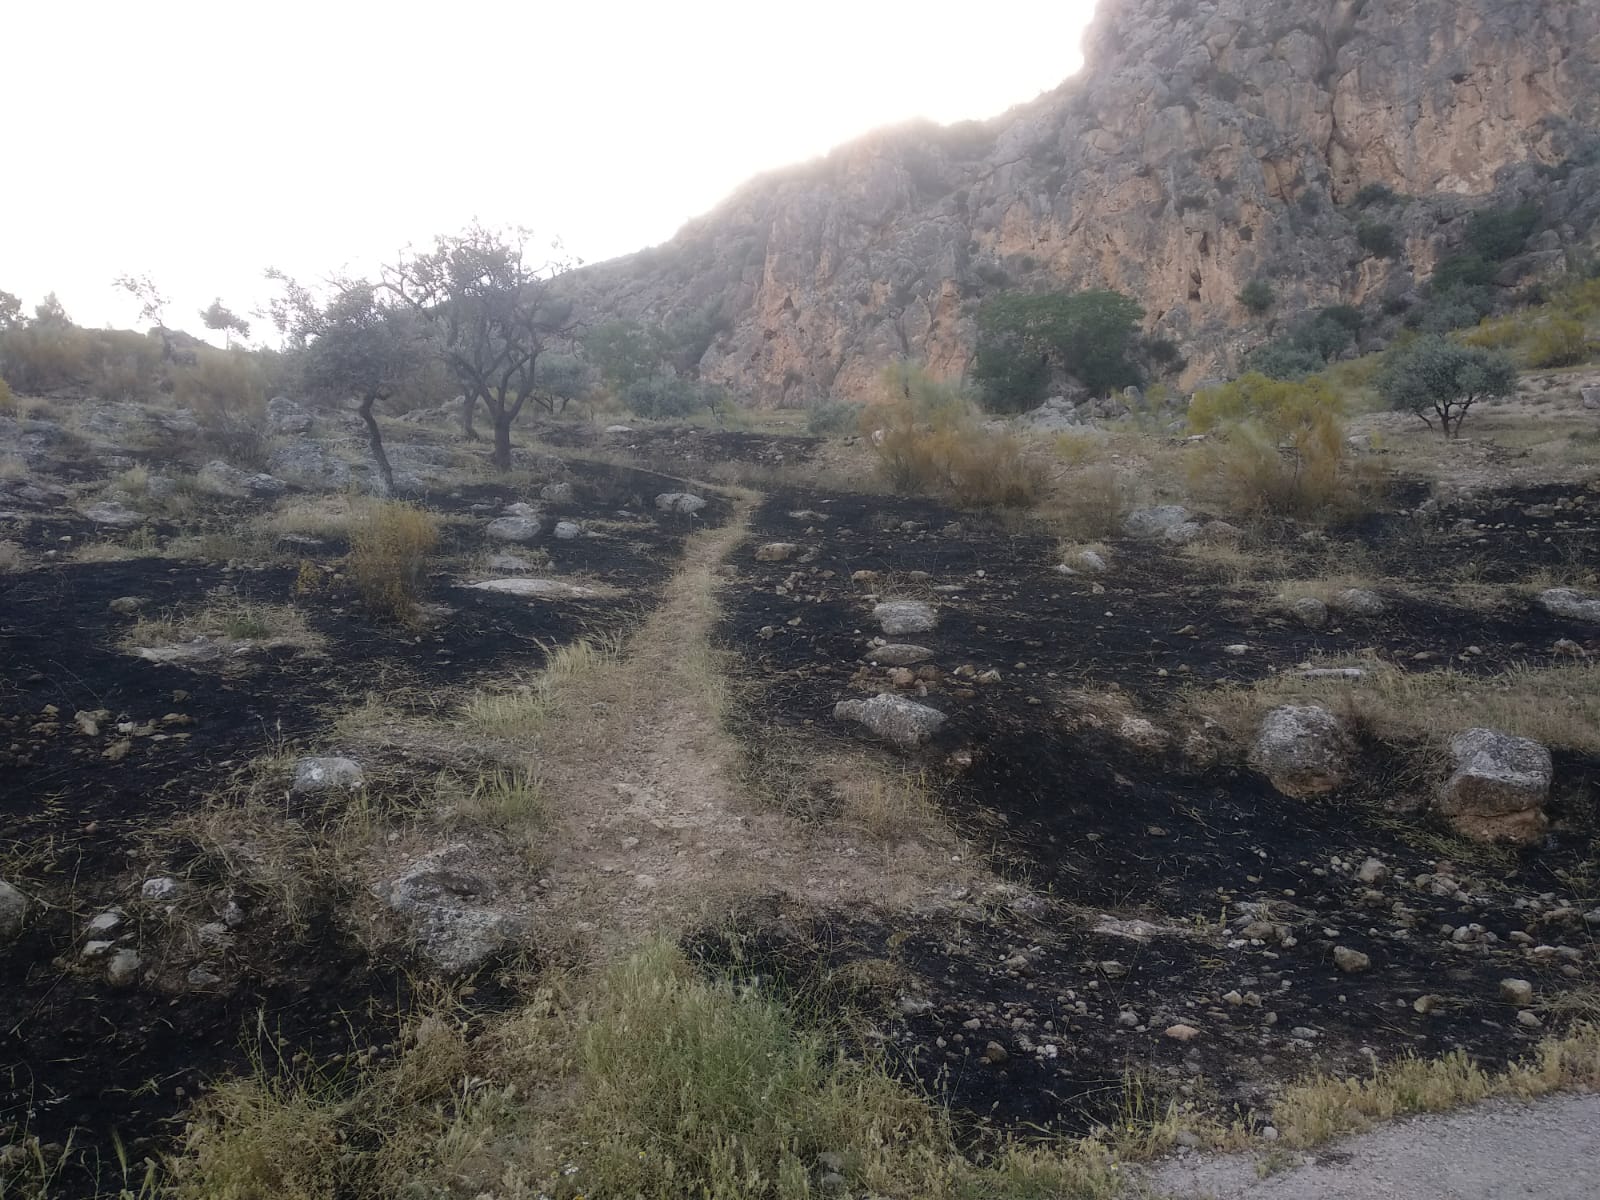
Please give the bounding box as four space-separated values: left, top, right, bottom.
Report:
1147 1093 1600 1199
532 493 968 953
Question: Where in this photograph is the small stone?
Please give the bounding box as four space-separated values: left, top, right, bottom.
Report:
1290 596 1328 629
108 596 144 615
983 1040 1009 1064
834 693 946 749
141 877 181 901
1118 1010 1141 1028
0 879 27 941
85 911 123 935
81 939 115 959
1356 857 1390 885
1517 1010 1543 1029
754 542 800 562
105 948 142 988
1331 587 1387 617
485 515 543 542
1222 990 1243 1006
552 520 583 540
873 600 938 636
1413 994 1439 1014
655 492 707 515
1500 978 1534 1006
867 644 934 666
1333 946 1371 973
1164 1023 1201 1042
292 756 365 794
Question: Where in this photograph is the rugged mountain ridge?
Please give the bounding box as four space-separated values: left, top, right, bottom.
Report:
570 0 1600 404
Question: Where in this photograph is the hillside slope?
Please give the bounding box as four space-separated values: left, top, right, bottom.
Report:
570 0 1600 403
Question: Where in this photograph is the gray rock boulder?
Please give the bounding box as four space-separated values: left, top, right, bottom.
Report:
1538 588 1600 622
1580 386 1599 411
553 520 583 540
267 396 313 435
1124 506 1193 539
1290 596 1329 629
84 501 144 529
539 481 575 503
197 460 286 499
485 515 543 542
1249 705 1353 798
866 643 935 666
874 599 938 635
105 948 142 988
834 693 947 749
1059 548 1108 575
1330 587 1387 617
268 441 353 490
1438 728 1552 844
655 492 708 515
291 756 365 794
1015 395 1085 433
383 844 524 974
0 879 26 941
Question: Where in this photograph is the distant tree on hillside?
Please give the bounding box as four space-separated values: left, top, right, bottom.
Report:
585 320 662 393
114 274 173 358
268 272 430 493
0 289 23 331
200 298 251 347
33 292 73 329
1377 336 1516 438
971 289 1146 412
385 224 579 470
1238 279 1275 315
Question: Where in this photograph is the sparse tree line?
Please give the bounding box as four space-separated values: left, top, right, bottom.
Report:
0 225 737 488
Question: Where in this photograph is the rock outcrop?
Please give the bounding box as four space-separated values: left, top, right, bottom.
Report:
1438 728 1552 844
567 0 1600 404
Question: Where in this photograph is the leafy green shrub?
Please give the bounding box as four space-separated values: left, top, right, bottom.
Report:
805 399 864 436
1188 373 1357 517
623 374 712 419
1238 279 1275 315
1245 306 1364 378
971 289 1145 412
1431 254 1496 293
1377 336 1517 437
1526 318 1590 368
348 501 440 623
1356 219 1401 259
1466 203 1540 262
1407 284 1495 334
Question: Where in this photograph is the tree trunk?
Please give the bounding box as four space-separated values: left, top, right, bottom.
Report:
462 392 481 440
491 411 514 471
359 395 396 494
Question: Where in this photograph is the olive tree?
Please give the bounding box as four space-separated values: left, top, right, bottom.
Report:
386 225 578 470
268 272 429 493
1376 336 1517 438
200 298 252 347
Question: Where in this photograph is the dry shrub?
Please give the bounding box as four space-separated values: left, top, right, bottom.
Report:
1052 464 1133 538
1188 373 1370 520
0 376 15 414
867 367 1046 508
348 501 439 623
0 325 162 399
171 346 272 423
1526 317 1589 368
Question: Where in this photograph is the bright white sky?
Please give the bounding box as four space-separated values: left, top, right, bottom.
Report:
5 0 1096 340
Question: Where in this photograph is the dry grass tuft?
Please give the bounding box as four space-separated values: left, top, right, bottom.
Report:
348 501 440 624
460 634 621 742
1049 465 1134 539
1191 660 1600 754
1273 1024 1600 1150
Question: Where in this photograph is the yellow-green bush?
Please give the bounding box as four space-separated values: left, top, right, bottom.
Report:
1526 318 1589 368
1188 373 1362 518
0 376 15 415
348 501 440 623
867 366 1046 508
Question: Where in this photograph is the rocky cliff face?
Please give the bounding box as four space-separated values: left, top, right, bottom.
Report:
570 0 1600 404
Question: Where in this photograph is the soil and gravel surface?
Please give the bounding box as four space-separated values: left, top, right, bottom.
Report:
1148 1092 1600 1199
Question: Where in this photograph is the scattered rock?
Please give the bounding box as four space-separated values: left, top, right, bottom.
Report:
1124 505 1193 539
382 844 524 974
485 515 543 542
467 577 600 600
873 600 938 636
1438 729 1552 844
108 596 144 615
1581 386 1600 411
983 1040 1010 1064
1356 857 1390 885
866 643 935 666
1500 978 1535 1007
85 911 123 935
0 879 26 940
105 949 142 988
1330 587 1387 617
1289 597 1329 629
755 542 801 562
266 396 313 435
187 966 224 988
1249 705 1352 798
291 756 365 794
84 501 143 529
268 440 354 490
1538 588 1600 623
1413 994 1440 1014
539 481 575 503
141 877 181 901
1059 548 1108 575
1164 1023 1201 1042
833 693 947 749
655 492 707 515
1333 946 1371 973
552 520 583 540
197 460 285 499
